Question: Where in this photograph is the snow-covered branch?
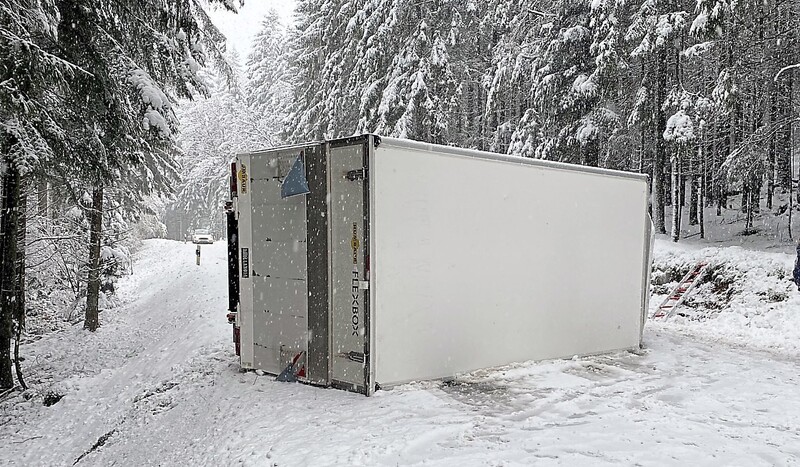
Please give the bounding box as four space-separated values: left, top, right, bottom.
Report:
774 63 800 82
0 29 93 77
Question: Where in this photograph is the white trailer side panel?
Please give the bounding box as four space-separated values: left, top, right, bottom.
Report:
371 142 650 386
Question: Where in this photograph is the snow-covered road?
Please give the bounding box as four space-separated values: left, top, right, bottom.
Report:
2 240 799 466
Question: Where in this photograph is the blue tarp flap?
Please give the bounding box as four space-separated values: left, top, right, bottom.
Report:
281 153 310 198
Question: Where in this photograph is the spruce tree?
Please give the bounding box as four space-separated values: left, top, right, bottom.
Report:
0 0 74 389
245 10 293 139
51 0 238 331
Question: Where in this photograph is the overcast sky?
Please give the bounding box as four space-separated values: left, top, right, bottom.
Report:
207 1 296 58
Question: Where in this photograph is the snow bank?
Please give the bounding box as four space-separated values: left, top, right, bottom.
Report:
650 239 800 355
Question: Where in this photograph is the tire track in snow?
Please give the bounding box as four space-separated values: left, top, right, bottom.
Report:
0 240 230 466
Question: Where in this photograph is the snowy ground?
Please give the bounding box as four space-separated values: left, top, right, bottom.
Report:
2 239 800 466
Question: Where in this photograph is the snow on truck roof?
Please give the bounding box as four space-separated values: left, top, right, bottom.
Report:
239 134 649 183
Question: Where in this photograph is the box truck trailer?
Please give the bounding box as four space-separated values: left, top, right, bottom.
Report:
224 134 654 395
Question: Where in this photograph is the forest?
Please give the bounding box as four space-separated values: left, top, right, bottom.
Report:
278 0 800 241
1 0 799 391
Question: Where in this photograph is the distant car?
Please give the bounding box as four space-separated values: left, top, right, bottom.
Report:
192 229 213 244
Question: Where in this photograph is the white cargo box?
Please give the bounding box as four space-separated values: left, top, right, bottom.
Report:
226 135 653 395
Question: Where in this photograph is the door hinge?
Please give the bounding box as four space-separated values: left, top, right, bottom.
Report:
345 168 366 181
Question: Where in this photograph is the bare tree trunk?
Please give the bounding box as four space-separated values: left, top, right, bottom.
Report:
84 185 103 332
665 161 672 207
718 114 732 215
790 146 794 241
36 178 47 217
745 179 754 232
778 76 792 191
689 176 699 225
654 146 666 233
585 140 599 167
708 118 718 209
752 173 761 213
788 46 800 240
689 149 698 224
14 177 27 390
767 90 776 209
767 147 775 210
741 181 750 213
639 126 646 174
671 151 681 242
653 51 668 234
0 163 20 389
788 70 797 205
700 147 706 239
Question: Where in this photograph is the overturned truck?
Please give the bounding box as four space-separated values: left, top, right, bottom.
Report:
225 135 654 395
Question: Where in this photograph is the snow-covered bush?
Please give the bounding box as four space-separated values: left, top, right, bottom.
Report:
23 187 140 335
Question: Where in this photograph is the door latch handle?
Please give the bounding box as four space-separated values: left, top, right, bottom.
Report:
345 168 365 181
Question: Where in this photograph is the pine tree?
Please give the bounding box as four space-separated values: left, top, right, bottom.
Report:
0 0 75 389
626 0 691 233
287 0 486 145
246 10 293 139
527 0 630 166
354 0 480 143
276 0 796 243
284 0 338 141
50 0 238 331
488 1 549 156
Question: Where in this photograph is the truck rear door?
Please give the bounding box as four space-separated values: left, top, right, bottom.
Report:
328 139 372 394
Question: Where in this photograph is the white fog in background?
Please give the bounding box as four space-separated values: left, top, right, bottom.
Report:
207 0 296 55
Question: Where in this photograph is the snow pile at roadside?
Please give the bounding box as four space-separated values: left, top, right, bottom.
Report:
650 239 800 354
